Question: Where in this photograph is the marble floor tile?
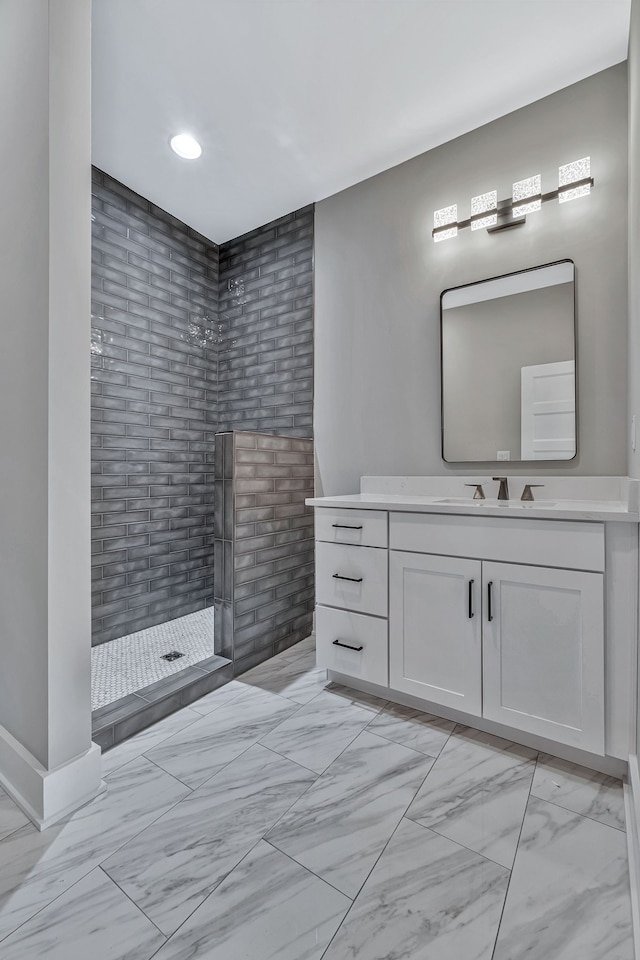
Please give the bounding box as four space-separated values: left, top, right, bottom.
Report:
530 753 625 830
323 818 509 960
0 756 189 942
367 702 455 757
187 679 247 716
144 685 299 788
260 688 381 774
493 795 634 960
0 867 165 960
406 725 536 868
103 744 316 935
100 706 202 776
151 840 350 960
238 655 330 704
268 730 433 897
0 787 29 842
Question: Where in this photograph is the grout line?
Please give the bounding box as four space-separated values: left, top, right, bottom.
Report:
317 813 413 960
527 791 626 833
403 814 512 872
144 836 270 959
258 741 320 777
262 838 353 901
489 752 539 960
141 692 307 795
362 718 452 761
268 727 441 950
98 865 168 941
141 755 197 792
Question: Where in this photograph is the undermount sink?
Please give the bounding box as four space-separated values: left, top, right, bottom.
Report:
435 497 557 507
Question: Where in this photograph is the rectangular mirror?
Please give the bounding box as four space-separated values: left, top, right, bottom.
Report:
441 259 576 463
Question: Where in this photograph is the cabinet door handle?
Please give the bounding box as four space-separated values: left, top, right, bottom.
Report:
332 638 364 652
487 581 494 622
332 523 363 530
468 579 474 619
332 573 363 583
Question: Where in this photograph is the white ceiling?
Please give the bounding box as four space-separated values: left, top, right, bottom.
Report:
92 0 631 245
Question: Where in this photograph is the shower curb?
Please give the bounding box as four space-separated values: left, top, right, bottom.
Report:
92 655 233 751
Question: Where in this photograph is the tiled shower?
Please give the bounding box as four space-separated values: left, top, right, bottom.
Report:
90 168 314 743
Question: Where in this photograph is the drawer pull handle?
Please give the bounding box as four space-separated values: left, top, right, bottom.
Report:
487 581 494 622
468 579 474 619
332 573 363 583
333 639 364 652
332 523 364 530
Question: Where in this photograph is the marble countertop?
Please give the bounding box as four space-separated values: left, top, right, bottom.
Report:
306 492 639 522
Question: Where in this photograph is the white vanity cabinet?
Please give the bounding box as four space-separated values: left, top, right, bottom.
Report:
388 512 605 754
310 480 638 770
389 552 482 715
482 562 604 752
314 508 389 686
390 551 604 753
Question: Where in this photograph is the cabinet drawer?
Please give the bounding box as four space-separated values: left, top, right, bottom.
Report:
316 605 388 686
389 512 604 572
315 508 388 548
316 541 388 616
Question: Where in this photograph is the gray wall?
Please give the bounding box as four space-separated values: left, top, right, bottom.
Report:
218 207 314 437
91 169 219 645
0 0 92 772
443 283 575 461
315 65 628 495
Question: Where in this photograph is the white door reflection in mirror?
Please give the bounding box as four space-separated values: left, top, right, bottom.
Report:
520 360 576 460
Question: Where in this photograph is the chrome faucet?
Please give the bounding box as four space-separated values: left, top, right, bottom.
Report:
464 483 485 500
521 484 544 501
493 477 509 501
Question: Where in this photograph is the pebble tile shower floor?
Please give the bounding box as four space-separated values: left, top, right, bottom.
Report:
91 608 215 710
1 633 632 959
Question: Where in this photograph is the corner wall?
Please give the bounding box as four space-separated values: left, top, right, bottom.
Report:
315 65 628 496
0 0 100 826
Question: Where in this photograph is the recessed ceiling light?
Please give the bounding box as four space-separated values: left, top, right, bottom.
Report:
170 133 202 160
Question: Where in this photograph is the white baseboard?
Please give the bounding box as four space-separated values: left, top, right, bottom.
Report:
626 756 640 960
0 723 103 831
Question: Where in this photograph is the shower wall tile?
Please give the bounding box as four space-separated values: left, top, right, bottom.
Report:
91 168 219 646
92 171 314 654
218 208 314 437
214 431 314 672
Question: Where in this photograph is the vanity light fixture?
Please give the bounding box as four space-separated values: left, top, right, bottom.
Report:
432 157 593 241
433 204 458 242
470 191 497 230
558 156 591 203
512 175 542 216
170 133 202 160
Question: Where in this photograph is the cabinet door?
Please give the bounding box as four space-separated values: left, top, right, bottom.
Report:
389 551 482 715
482 562 604 754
